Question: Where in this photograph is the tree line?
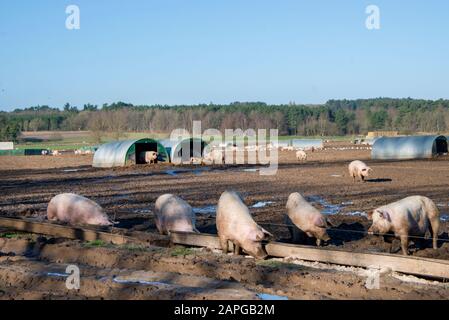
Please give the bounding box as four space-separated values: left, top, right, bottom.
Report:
1 98 449 142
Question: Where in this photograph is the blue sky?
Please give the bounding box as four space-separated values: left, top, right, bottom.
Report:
0 1 448 110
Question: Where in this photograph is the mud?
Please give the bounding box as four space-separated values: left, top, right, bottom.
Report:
1 142 449 299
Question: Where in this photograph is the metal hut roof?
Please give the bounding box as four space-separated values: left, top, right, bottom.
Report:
371 135 448 160
92 138 169 168
160 138 207 164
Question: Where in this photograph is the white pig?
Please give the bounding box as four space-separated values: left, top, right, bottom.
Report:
296 150 307 162
348 160 372 182
368 196 440 255
154 194 199 235
47 193 113 226
285 192 331 246
145 151 158 164
216 191 272 259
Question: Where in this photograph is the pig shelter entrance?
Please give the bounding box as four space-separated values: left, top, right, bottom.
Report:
433 137 448 155
135 142 159 164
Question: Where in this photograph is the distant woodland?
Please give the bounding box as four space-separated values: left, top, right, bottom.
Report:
1 98 449 142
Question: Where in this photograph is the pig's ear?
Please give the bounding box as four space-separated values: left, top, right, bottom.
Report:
260 227 273 239
314 216 327 228
377 210 391 221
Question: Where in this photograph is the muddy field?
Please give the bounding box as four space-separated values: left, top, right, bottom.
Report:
1 143 449 299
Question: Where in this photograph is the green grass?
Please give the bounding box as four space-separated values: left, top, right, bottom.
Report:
82 239 109 248
170 246 195 257
120 243 148 252
256 259 299 269
15 131 357 151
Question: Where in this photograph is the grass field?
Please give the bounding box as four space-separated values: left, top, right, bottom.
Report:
15 131 356 150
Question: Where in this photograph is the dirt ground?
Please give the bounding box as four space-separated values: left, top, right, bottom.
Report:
1 142 449 299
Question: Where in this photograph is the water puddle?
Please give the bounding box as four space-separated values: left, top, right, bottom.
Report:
164 168 210 177
193 206 216 215
345 211 367 217
441 214 449 222
62 169 89 173
308 195 342 215
113 277 171 287
46 272 69 278
251 201 275 208
256 293 289 300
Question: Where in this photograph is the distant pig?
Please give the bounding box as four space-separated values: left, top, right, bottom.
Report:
145 151 158 164
296 150 307 162
285 192 331 246
47 193 114 226
348 160 372 182
216 191 272 259
368 196 440 255
154 194 199 235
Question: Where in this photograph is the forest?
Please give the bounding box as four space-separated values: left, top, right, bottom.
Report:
1 98 448 142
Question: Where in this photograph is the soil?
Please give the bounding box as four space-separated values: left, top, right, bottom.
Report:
0 142 449 299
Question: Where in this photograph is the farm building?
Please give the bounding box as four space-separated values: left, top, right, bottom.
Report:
291 139 323 150
161 138 208 164
0 142 14 150
92 138 169 168
372 135 448 160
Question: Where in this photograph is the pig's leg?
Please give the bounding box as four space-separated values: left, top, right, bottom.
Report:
316 238 321 247
429 218 440 250
219 236 229 254
233 243 241 255
400 235 409 255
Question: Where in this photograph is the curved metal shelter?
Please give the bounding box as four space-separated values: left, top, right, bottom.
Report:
92 138 169 168
371 135 448 160
161 138 207 164
291 139 323 150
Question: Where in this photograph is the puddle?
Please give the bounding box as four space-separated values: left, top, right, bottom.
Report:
308 195 342 215
46 272 69 278
133 209 152 214
193 206 216 215
344 211 367 217
256 293 289 300
62 169 89 173
164 168 210 177
251 201 275 208
113 277 171 287
441 214 449 222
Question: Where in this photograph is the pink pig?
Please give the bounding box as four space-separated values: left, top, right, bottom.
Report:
47 193 114 226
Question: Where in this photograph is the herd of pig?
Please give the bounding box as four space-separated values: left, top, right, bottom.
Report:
46 160 441 257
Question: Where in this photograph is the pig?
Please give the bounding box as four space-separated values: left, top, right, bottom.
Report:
145 151 158 164
285 192 331 246
348 160 372 182
367 196 440 255
47 193 114 226
296 150 307 162
190 157 205 165
204 149 224 164
216 191 273 259
51 150 60 156
154 194 199 235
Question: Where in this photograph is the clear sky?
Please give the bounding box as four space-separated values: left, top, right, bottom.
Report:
0 1 448 110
